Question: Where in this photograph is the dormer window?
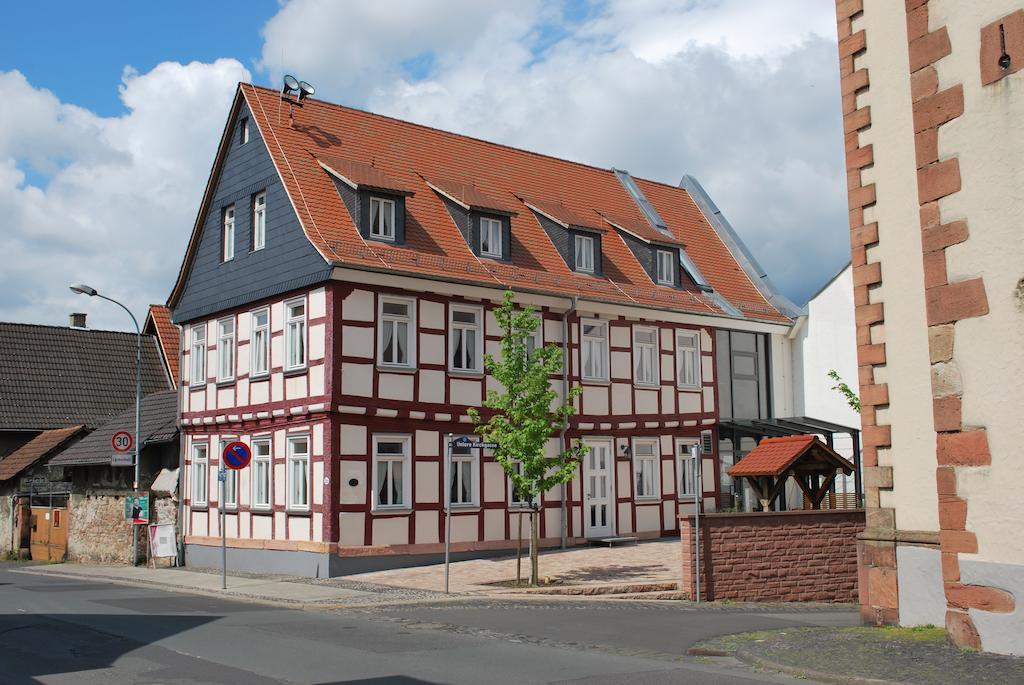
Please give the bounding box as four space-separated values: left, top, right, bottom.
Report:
656 249 675 285
480 217 503 258
574 235 595 273
370 196 396 241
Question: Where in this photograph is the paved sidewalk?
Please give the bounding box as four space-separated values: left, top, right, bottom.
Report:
691 625 1024 685
347 538 680 594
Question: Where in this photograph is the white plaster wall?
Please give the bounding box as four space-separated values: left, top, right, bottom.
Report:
858 0 939 532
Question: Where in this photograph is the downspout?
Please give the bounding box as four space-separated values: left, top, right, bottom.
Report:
175 325 187 566
559 296 578 549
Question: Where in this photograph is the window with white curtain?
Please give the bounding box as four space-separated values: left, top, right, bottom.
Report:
450 305 483 373
192 443 209 506
217 318 235 382
285 299 306 370
449 440 477 506
252 438 272 509
221 439 238 508
480 217 502 258
574 234 595 273
677 330 701 389
633 326 659 386
287 435 310 510
378 297 415 367
252 192 266 250
251 308 269 377
222 205 235 262
656 249 674 285
676 439 698 497
370 197 396 241
373 435 410 509
632 438 660 499
581 319 608 381
190 324 207 386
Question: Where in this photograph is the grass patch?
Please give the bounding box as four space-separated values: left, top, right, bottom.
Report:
847 625 947 643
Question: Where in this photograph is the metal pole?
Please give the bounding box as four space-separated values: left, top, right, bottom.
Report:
132 322 142 566
691 444 702 604
444 433 452 594
220 467 227 590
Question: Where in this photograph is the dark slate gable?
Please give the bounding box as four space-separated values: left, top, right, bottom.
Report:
439 196 511 262
618 233 690 288
172 102 331 324
532 211 603 276
330 179 408 246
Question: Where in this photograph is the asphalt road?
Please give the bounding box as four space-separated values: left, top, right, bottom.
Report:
0 562 856 684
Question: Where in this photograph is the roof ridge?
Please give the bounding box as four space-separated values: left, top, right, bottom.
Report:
0 321 151 336
249 84 686 194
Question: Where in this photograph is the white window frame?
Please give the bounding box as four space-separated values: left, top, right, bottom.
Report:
250 308 270 378
239 117 249 145
286 434 310 511
656 249 674 285
216 317 235 383
253 192 266 251
220 439 238 509
372 435 411 511
284 298 307 371
191 442 209 506
676 330 701 389
480 217 503 258
574 234 595 273
449 304 484 374
676 438 700 498
223 205 235 262
252 438 272 510
581 318 609 382
377 296 416 368
525 321 543 359
632 325 659 386
369 196 396 241
632 437 660 500
189 324 207 387
508 460 540 508
449 439 479 507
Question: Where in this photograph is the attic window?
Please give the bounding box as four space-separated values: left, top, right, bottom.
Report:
369 197 396 241
480 217 503 258
656 249 675 285
574 235 595 273
239 117 249 145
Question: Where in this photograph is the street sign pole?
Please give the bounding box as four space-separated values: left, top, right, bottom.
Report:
691 444 702 604
444 433 452 594
220 467 227 590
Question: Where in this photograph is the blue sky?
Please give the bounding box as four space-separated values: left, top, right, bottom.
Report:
0 1 845 330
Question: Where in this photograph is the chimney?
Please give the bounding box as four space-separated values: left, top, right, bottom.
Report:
69 313 87 328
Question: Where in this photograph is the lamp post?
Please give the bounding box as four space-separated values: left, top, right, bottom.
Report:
70 284 142 566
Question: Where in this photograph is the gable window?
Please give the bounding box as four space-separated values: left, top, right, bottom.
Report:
217 318 235 382
450 305 483 373
287 435 310 510
677 330 701 389
378 296 415 368
285 299 306 371
369 196 396 241
574 235 595 273
480 217 503 258
373 435 411 509
251 308 270 378
191 442 209 506
581 319 608 382
190 324 207 386
633 326 659 386
632 438 660 499
220 439 238 509
252 438 272 509
222 205 235 262
252 192 266 251
239 117 249 145
656 249 675 285
676 439 698 497
449 439 478 507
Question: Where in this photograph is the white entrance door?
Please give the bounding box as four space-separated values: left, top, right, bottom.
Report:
583 439 615 538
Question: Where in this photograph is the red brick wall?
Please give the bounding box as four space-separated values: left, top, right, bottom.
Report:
679 510 865 602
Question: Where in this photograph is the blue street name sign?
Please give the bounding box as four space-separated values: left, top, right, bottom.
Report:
450 438 499 449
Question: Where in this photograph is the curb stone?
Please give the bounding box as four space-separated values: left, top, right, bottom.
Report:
735 647 907 685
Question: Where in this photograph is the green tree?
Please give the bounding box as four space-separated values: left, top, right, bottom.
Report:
469 290 586 585
828 369 861 413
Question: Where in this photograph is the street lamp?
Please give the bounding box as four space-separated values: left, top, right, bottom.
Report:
70 283 143 566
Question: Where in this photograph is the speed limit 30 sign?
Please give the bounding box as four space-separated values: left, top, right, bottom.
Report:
112 431 133 453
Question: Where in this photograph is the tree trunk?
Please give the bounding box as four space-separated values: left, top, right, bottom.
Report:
515 510 523 585
529 508 539 585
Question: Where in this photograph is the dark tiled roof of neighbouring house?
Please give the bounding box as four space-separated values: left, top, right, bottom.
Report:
51 390 178 466
727 434 855 477
169 84 791 323
0 425 86 481
145 305 180 387
0 322 172 430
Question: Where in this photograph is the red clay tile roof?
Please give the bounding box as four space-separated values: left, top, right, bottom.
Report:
0 426 86 481
727 435 854 478
173 84 790 322
146 305 180 387
425 177 518 215
519 195 607 233
316 154 415 195
597 209 686 247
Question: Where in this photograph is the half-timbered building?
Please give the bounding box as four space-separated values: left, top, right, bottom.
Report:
169 83 799 576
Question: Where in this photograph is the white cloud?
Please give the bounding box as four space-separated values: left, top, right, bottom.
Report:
261 0 847 303
0 60 250 330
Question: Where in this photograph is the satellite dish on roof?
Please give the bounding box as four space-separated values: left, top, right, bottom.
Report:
282 74 300 95
298 80 315 103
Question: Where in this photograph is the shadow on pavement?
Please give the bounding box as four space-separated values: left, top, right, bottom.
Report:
317 679 441 684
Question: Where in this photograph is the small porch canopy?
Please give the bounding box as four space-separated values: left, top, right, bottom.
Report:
726 434 856 511
718 417 862 506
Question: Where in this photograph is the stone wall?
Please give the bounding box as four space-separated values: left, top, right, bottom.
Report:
680 510 865 602
0 494 11 556
67 490 177 565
